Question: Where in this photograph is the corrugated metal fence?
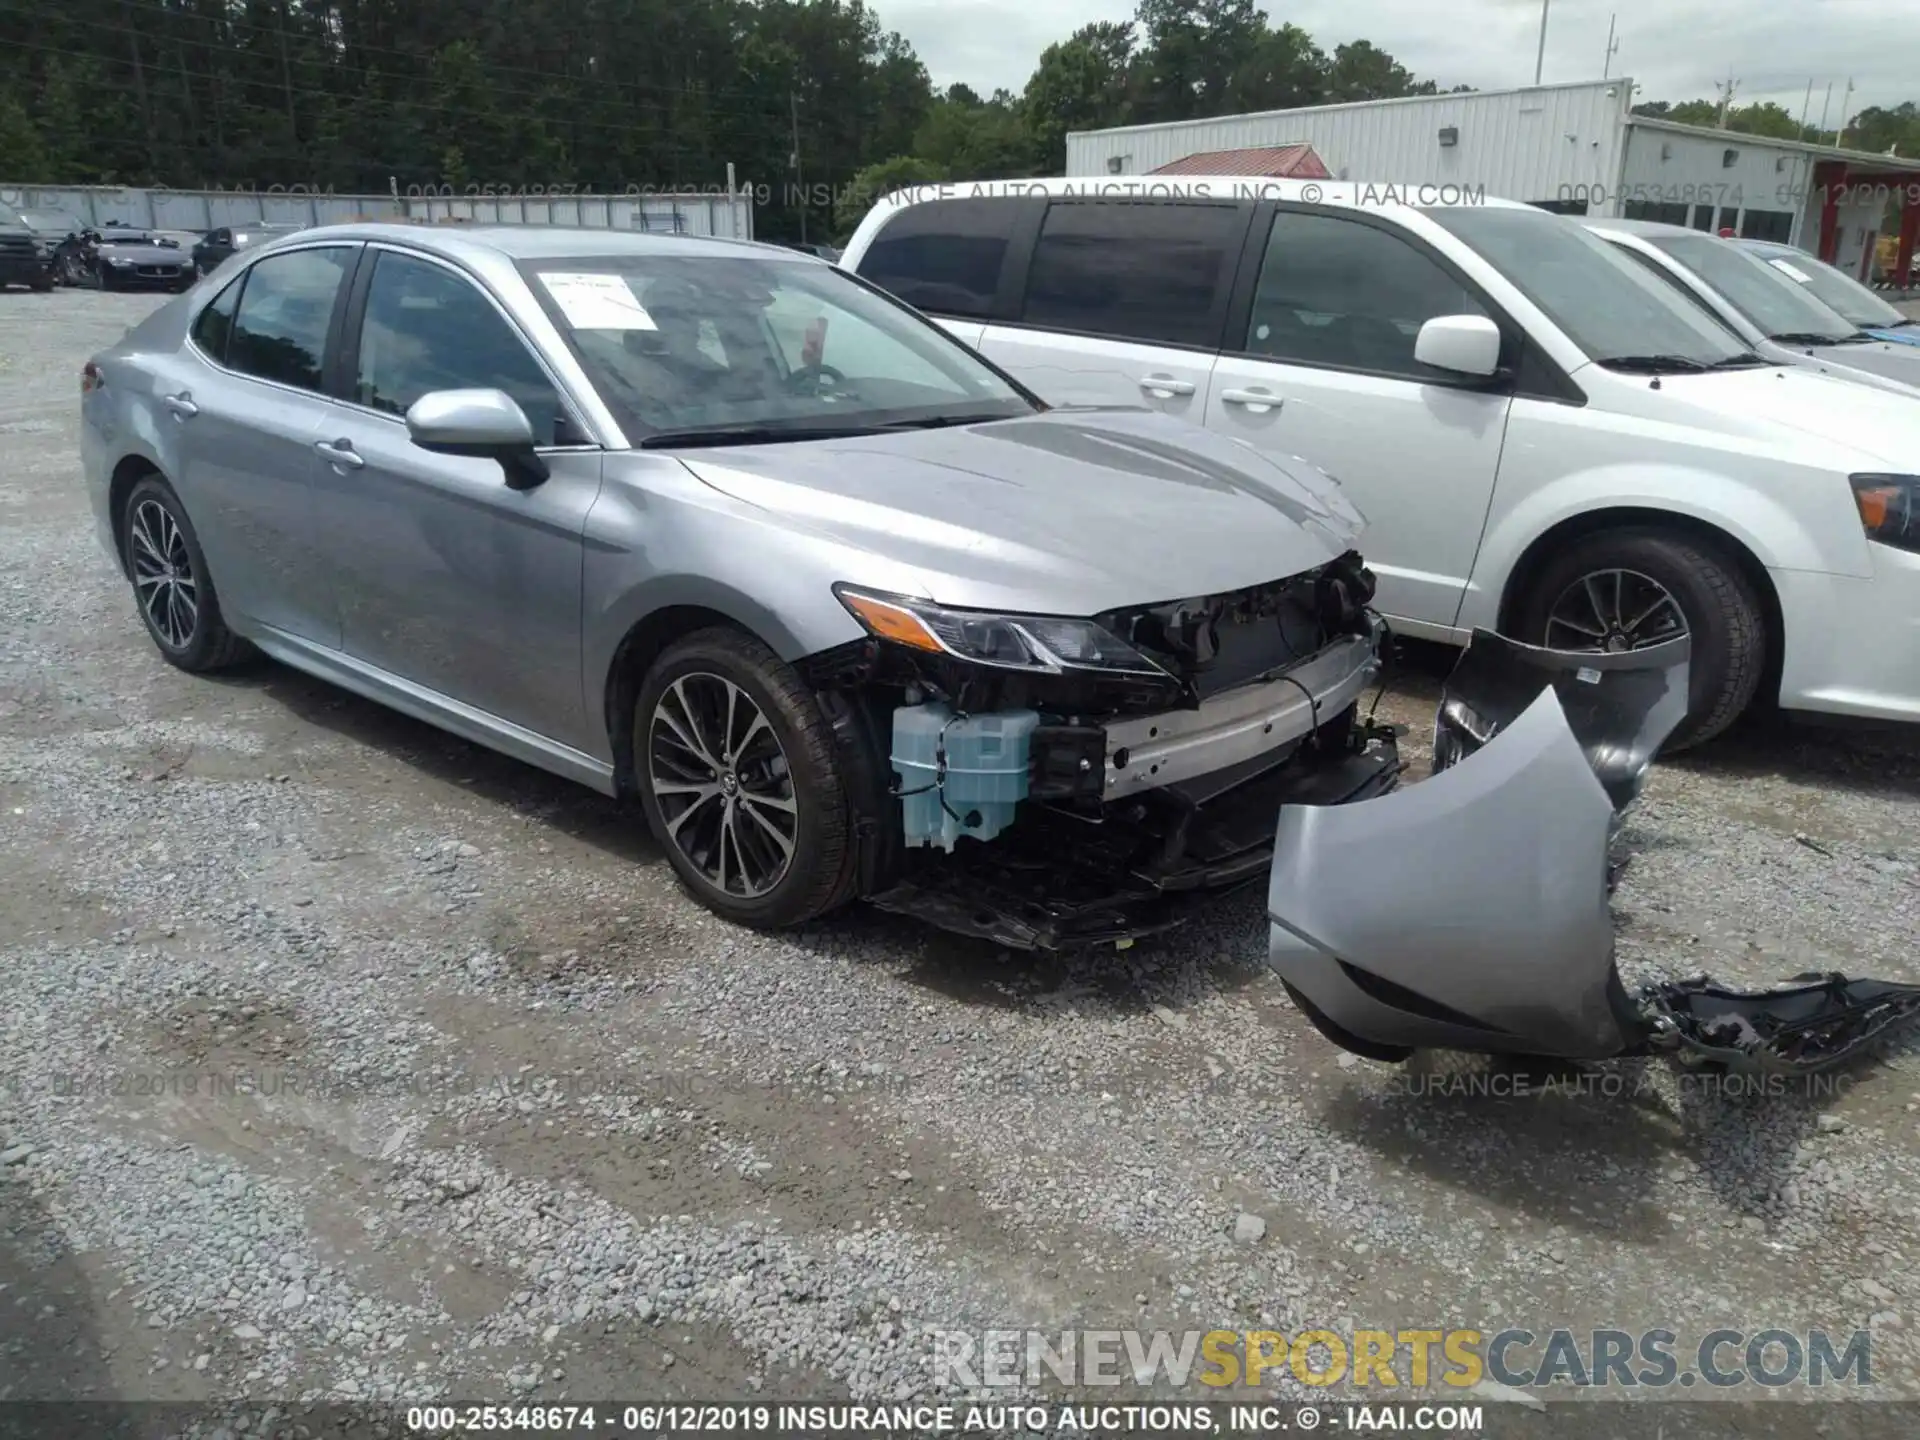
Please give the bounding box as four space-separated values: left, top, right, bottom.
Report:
0 183 755 239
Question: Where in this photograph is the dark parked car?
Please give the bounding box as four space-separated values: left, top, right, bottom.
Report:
192 222 304 277
0 200 56 291
77 227 197 291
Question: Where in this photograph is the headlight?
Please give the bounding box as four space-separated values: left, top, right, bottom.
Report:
835 586 1169 676
1851 474 1920 553
107 256 132 267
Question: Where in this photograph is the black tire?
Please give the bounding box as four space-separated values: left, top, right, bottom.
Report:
1512 528 1765 749
120 475 254 672
30 273 54 293
634 626 859 929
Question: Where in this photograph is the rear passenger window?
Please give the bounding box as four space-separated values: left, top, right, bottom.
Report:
191 274 244 364
227 246 355 392
858 199 1014 318
1244 211 1491 378
1020 202 1242 349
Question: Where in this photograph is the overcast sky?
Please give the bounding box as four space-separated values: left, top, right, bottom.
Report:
877 0 1911 123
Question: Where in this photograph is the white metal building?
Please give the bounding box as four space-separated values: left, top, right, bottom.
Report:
1066 78 1919 281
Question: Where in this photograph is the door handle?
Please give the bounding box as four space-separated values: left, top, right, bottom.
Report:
1219 387 1282 413
1138 375 1196 397
315 438 365 469
162 392 198 419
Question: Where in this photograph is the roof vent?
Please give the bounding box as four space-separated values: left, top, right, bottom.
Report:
1438 125 1459 147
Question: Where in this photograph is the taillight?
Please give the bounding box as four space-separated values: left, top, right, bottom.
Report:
81 361 102 396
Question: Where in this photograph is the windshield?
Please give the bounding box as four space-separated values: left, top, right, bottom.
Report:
20 211 81 234
1423 206 1753 367
1746 245 1908 328
521 254 1036 443
1647 233 1857 342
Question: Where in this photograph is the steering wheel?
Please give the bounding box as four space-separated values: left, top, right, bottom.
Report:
784 362 848 394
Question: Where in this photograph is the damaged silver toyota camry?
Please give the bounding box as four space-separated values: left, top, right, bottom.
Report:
82 225 1919 1072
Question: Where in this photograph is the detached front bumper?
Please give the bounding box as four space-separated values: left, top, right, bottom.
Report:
1268 629 1920 1070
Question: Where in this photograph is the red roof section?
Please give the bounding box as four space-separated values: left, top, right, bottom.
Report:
1149 144 1332 179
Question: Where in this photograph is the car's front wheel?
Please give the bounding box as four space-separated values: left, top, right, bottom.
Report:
634 627 858 929
1512 527 1765 749
121 475 253 672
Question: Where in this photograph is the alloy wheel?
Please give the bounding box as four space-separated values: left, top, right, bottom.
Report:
1544 568 1687 653
129 499 199 649
648 672 798 898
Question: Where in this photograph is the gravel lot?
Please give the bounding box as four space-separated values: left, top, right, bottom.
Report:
3 289 1919 1428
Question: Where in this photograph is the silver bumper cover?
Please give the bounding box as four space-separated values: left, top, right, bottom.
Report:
1268 628 1920 1071
1266 629 1689 1061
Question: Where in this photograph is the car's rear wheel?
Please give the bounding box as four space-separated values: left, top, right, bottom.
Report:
121 475 253 672
1512 527 1765 749
634 627 858 929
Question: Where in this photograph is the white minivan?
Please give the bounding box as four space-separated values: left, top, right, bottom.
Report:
840 180 1920 744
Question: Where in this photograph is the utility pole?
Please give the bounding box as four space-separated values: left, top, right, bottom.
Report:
1601 14 1619 80
1797 79 1814 140
1817 81 1834 142
1714 73 1738 129
1836 77 1854 149
788 89 807 246
1533 0 1550 85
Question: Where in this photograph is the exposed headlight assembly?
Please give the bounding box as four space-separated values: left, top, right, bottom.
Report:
835 586 1169 676
1851 473 1920 553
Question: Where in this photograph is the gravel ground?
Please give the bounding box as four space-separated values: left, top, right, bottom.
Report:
2 288 1919 1426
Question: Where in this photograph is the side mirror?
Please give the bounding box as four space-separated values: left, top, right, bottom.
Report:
1413 314 1503 379
405 388 549 490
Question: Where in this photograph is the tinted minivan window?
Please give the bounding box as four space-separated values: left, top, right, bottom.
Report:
859 199 1014 319
1020 202 1241 349
1244 210 1491 377
227 246 354 391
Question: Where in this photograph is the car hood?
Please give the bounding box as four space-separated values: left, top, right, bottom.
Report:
99 244 187 264
1865 325 1920 348
1790 338 1920 397
679 407 1366 614
1601 361 1920 468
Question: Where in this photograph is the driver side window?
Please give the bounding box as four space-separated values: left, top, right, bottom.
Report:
1244 210 1493 380
354 251 569 445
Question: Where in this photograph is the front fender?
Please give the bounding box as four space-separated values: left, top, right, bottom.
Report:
1457 461 1870 634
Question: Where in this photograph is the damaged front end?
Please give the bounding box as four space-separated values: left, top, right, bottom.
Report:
1266 629 1920 1074
808 553 1405 950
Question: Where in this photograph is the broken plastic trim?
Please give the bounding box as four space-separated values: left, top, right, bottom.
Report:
1638 973 1920 1075
1270 629 1920 1075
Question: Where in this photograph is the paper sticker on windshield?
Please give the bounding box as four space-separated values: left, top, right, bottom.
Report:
1767 259 1814 284
539 272 656 330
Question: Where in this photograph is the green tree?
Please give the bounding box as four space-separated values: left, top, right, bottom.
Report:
1324 41 1426 103
834 153 943 235
1023 22 1136 169
0 91 48 182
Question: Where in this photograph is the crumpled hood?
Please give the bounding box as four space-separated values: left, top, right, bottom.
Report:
680 407 1366 614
